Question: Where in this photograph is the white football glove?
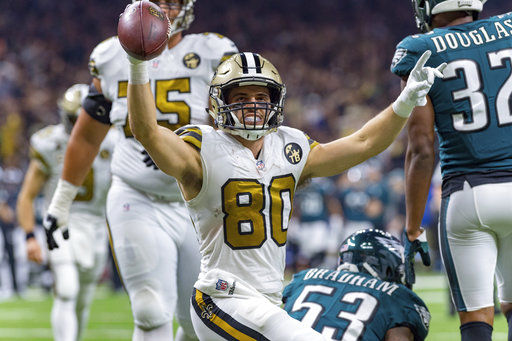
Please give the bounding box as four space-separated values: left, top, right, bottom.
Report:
393 50 447 118
43 179 78 250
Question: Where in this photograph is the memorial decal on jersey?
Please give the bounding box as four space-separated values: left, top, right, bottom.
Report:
284 143 303 164
415 304 431 330
183 52 201 69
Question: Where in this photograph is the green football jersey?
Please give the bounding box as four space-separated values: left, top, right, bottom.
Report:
283 269 430 341
391 12 512 177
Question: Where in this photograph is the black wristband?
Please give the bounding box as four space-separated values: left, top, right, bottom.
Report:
25 232 35 240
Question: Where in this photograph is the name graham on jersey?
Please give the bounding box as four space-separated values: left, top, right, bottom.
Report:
303 268 399 296
429 17 512 53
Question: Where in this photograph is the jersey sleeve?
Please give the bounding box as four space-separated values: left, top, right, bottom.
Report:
200 32 239 70
88 36 119 80
29 126 54 175
303 132 319 150
85 36 121 123
387 287 430 341
176 125 203 151
390 35 429 78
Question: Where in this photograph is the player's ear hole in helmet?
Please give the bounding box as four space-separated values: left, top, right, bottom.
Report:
338 229 407 285
208 52 287 141
57 84 89 134
412 0 486 33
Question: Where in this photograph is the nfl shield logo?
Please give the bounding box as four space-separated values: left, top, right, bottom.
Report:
216 279 228 291
256 160 265 170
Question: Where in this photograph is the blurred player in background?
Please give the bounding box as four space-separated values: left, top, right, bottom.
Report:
123 47 443 339
289 177 343 270
16 84 118 341
283 229 430 341
391 1 512 339
42 1 238 340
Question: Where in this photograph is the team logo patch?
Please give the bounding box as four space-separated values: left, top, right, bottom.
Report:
391 48 408 69
201 303 214 320
183 52 201 69
216 279 228 291
284 143 303 164
99 149 110 159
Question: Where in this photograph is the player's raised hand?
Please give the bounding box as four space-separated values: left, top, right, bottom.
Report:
393 50 447 117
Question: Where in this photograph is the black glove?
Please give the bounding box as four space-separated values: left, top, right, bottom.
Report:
141 150 159 170
403 229 431 289
43 214 69 250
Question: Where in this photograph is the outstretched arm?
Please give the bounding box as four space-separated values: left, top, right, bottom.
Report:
301 50 445 182
301 104 407 181
127 58 202 199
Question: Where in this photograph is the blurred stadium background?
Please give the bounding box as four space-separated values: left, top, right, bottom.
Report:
0 0 509 339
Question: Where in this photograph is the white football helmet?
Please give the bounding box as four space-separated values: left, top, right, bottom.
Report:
208 52 286 141
57 84 88 133
412 0 487 32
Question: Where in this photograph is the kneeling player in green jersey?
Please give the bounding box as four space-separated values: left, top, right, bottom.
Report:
283 229 430 341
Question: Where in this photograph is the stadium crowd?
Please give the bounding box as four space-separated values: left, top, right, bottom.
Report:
0 0 508 297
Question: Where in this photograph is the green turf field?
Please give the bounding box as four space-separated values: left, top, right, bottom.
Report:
0 274 508 340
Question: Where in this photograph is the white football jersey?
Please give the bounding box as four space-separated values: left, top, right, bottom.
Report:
29 123 118 217
89 33 238 201
179 125 318 302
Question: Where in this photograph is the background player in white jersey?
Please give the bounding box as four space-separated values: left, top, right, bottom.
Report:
43 1 238 340
16 84 118 341
121 49 445 339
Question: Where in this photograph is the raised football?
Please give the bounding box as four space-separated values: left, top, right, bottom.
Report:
117 1 170 61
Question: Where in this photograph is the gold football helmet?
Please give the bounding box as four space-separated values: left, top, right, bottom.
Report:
209 52 286 140
57 84 89 133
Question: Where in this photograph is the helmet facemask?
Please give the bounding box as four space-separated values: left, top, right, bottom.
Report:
209 53 286 141
210 80 285 140
150 0 195 34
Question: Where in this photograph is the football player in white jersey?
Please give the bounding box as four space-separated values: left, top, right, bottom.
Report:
120 49 446 340
16 84 118 341
42 1 238 340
